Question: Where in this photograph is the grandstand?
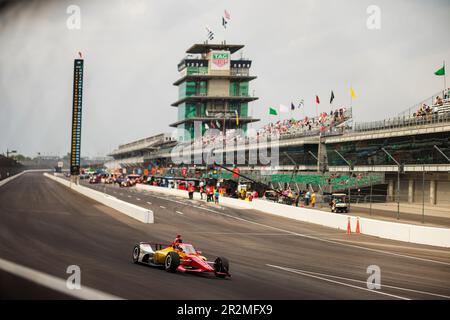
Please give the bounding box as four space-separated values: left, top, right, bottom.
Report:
106 86 450 207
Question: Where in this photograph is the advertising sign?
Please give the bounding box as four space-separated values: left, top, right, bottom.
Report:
210 50 230 71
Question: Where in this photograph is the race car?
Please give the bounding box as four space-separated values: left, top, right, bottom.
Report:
132 237 230 278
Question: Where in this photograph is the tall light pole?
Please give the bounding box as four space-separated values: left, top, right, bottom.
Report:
381 147 401 220
334 150 352 210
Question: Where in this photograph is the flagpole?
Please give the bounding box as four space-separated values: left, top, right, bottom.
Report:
444 60 447 91
350 84 353 109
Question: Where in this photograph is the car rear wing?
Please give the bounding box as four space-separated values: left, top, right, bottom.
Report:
140 242 171 251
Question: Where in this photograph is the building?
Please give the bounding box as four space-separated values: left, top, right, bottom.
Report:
171 42 259 141
106 133 176 170
106 40 450 206
108 87 450 205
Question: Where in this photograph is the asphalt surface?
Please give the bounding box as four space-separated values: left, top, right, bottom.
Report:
0 172 449 299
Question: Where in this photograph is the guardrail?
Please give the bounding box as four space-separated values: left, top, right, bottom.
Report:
354 109 450 132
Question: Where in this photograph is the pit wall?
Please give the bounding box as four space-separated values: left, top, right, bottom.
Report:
44 173 153 223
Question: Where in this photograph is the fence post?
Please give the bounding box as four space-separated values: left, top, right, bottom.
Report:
422 165 425 224
369 174 373 216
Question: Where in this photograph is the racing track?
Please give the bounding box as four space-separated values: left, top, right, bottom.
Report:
0 172 449 299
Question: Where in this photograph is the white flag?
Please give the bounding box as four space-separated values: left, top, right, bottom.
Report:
279 104 289 113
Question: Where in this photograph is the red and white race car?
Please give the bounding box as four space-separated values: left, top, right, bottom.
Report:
132 236 230 278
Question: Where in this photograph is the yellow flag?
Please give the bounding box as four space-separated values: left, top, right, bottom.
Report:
350 86 356 99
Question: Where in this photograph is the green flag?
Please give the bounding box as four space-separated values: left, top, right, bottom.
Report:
435 64 445 76
269 107 278 116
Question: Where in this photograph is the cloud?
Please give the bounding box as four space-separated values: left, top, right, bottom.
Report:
0 0 449 157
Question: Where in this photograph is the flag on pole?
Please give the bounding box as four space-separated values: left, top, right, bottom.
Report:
279 104 289 113
222 17 228 28
205 26 214 40
269 107 278 116
291 102 295 110
330 90 335 104
350 86 356 99
435 63 445 76
235 110 239 125
223 9 231 29
316 95 320 104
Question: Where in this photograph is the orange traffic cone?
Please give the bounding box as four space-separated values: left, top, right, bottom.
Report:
355 217 361 234
346 217 351 235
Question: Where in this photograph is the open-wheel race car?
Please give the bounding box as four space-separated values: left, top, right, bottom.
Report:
132 236 231 278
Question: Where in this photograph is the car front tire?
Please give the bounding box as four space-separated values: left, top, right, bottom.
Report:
214 256 229 278
132 245 140 264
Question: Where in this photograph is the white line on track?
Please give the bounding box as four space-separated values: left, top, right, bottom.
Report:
190 232 295 236
0 257 122 300
141 192 450 266
176 211 184 215
127 195 131 198
160 206 166 209
146 202 152 205
267 265 450 299
136 198 141 201
266 264 410 300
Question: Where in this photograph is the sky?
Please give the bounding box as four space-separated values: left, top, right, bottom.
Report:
0 0 449 157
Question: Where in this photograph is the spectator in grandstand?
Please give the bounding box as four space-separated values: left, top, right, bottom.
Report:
415 103 432 117
435 96 443 106
444 89 450 100
433 105 439 114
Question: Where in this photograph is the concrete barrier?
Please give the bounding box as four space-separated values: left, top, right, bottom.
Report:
135 183 450 247
44 173 153 223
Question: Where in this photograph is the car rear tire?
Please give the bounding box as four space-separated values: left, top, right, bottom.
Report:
132 245 140 264
164 252 180 272
214 256 229 278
